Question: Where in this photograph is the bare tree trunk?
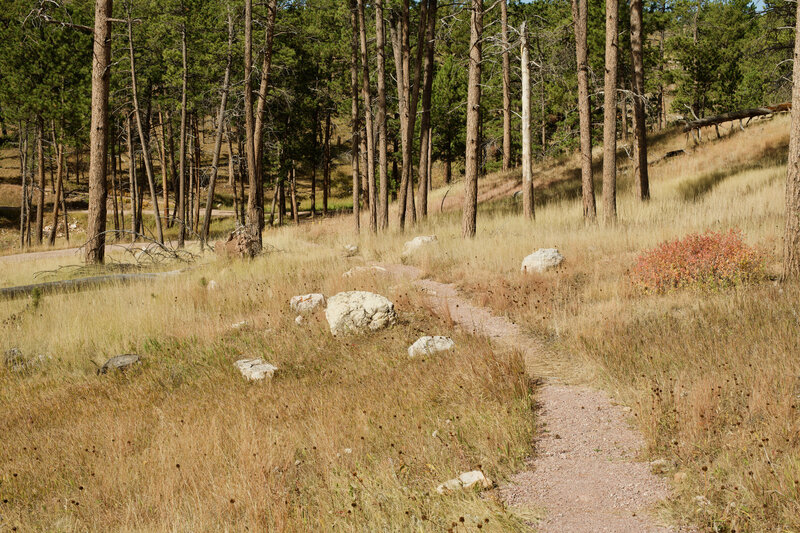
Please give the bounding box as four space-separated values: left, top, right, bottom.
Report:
357 0 377 232
783 0 800 279
18 124 28 249
311 108 318 218
244 0 262 248
621 93 628 142
630 0 650 200
109 125 120 239
126 114 139 240
128 17 163 243
521 22 534 219
500 0 511 172
603 0 619 225
177 27 188 246
572 0 596 221
350 0 361 233
192 115 201 232
227 127 240 226
375 0 389 229
34 119 45 245
323 112 331 216
462 0 482 238
290 163 299 224
116 136 125 235
201 7 234 247
417 0 436 220
86 0 113 263
48 125 64 246
253 0 278 234
156 107 169 225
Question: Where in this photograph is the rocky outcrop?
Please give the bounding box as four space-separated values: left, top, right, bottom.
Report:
325 291 397 335
215 230 260 259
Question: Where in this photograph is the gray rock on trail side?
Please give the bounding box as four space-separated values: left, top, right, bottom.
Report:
97 354 140 375
436 470 492 494
325 291 397 336
235 358 278 381
290 293 326 313
402 235 437 257
408 336 455 358
4 348 51 373
521 248 565 273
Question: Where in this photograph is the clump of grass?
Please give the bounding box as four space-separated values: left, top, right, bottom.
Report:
629 229 766 293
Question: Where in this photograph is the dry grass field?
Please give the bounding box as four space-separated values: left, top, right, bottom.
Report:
1 114 798 531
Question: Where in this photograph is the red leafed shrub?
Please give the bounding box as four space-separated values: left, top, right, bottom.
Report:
630 229 766 293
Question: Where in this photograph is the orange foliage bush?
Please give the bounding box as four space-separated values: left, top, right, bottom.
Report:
630 229 766 293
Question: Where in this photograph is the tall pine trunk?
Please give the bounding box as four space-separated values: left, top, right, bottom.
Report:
253 0 278 234
357 0 377 232
417 0 436 220
572 0 596 220
461 0 482 238
630 0 650 200
500 0 511 172
603 0 619 225
323 112 331 216
350 0 361 233
783 0 800 278
244 0 262 248
34 118 45 244
178 27 188 247
521 22 534 219
48 125 64 246
375 0 389 229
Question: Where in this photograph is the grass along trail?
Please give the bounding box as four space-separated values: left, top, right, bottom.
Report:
379 262 687 532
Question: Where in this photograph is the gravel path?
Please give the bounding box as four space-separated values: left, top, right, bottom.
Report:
380 263 682 532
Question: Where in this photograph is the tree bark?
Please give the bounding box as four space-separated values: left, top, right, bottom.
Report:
630 0 650 200
350 0 361 233
48 125 64 246
244 0 262 247
357 0 377 232
500 0 511 172
462 0 482 238
192 115 201 232
417 0 436 220
290 163 299 225
109 124 120 239
572 0 596 221
18 124 28 249
86 0 113 263
156 107 169 226
375 0 389 229
128 17 164 243
177 27 188 246
34 119 45 245
603 0 619 225
253 0 278 233
783 0 800 279
521 22 534 219
323 111 331 215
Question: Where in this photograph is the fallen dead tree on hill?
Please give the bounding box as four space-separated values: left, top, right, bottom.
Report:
683 103 791 136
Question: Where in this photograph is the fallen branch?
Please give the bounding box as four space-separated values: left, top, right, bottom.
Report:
683 103 791 132
0 270 182 301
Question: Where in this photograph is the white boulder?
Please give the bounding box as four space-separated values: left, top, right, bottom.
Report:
402 235 437 257
235 358 277 381
436 471 492 494
521 248 564 273
343 244 359 257
408 336 455 358
290 293 326 313
325 291 397 336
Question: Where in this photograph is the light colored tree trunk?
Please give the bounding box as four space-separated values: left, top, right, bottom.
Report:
375 0 389 229
253 0 278 233
500 0 511 172
85 0 112 263
417 0 436 220
48 125 64 246
783 0 800 278
128 17 164 243
18 124 28 249
323 111 331 216
603 0 619 225
156 107 169 225
244 0 262 248
109 125 120 239
350 0 361 233
177 28 188 246
290 163 299 225
572 0 596 221
462 0 482 238
357 0 377 232
34 119 45 244
521 22 534 219
192 116 201 232
630 0 650 200
126 114 139 240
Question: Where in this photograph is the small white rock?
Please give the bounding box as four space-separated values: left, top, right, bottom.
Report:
234 358 277 381
295 315 304 325
402 235 437 257
343 244 359 257
408 336 455 358
231 321 248 329
344 448 352 454
290 293 326 313
436 470 491 494
343 265 388 278
207 280 219 291
521 248 565 273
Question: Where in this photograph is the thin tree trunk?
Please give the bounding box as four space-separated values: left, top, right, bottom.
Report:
323 111 331 215
375 0 389 229
128 17 164 243
500 0 511 172
630 0 650 200
48 128 64 246
783 0 800 279
116 136 125 235
86 0 113 263
311 107 318 218
417 0 436 219
193 115 201 232
357 0 377 232
244 0 261 247
126 114 139 240
253 0 278 233
603 0 619 225
34 119 45 244
350 0 361 233
290 163 299 224
157 107 169 226
521 22 534 219
462 0 482 238
572 0 596 220
177 27 188 246
18 124 27 249
109 124 120 239
227 127 240 226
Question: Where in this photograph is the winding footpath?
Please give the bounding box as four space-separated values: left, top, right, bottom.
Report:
381 263 685 532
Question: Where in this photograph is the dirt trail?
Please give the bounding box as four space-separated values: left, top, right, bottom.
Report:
380 263 682 532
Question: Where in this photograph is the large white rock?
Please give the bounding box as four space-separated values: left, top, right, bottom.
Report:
521 248 564 273
402 235 437 257
325 291 397 335
436 471 492 494
235 358 277 381
290 293 326 313
408 336 455 358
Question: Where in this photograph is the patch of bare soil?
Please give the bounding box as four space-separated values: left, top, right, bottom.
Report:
381 263 687 532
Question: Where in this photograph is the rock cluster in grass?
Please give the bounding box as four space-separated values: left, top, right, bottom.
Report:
402 235 437 257
4 348 51 373
235 358 277 381
97 354 140 375
408 336 455 358
290 293 326 314
216 230 260 259
436 470 492 494
325 291 397 335
521 248 564 273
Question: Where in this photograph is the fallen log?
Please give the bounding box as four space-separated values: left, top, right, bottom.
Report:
0 270 182 301
683 103 791 133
